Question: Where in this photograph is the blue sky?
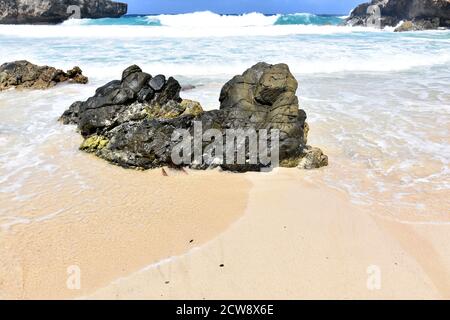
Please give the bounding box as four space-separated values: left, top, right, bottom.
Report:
124 0 365 15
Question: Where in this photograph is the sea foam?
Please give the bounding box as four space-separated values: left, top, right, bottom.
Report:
60 11 344 27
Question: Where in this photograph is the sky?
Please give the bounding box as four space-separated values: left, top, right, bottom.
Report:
124 0 365 15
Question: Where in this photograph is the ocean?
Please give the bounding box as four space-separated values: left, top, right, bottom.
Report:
0 12 449 229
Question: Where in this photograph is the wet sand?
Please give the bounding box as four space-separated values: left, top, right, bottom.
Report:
0 156 251 299
2 159 450 299
87 169 450 299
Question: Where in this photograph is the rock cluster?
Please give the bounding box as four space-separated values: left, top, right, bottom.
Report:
0 60 88 91
0 0 127 24
346 0 450 31
60 63 328 171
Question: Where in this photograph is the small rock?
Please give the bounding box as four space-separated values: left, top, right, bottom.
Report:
121 64 142 80
67 66 88 84
79 135 109 153
66 66 82 78
297 146 328 170
146 100 185 120
155 77 181 104
149 74 166 92
94 80 121 97
180 99 203 117
181 84 196 91
137 87 155 103
395 21 415 32
123 71 151 93
303 122 309 144
0 60 88 91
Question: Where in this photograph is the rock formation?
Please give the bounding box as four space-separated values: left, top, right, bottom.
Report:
60 63 328 171
345 0 450 31
0 60 88 90
0 0 127 24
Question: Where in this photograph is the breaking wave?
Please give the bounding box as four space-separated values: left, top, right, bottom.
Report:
61 11 344 27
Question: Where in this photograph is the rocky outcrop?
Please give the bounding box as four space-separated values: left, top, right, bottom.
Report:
0 0 127 24
0 60 88 91
346 0 450 30
60 63 328 171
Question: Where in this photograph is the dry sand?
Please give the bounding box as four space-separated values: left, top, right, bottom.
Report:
87 169 450 300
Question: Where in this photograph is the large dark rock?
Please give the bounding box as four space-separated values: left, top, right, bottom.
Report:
0 0 127 24
218 62 307 166
346 0 450 30
60 63 328 171
0 60 88 91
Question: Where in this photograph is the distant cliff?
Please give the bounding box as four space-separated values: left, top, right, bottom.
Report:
346 0 450 31
0 0 127 24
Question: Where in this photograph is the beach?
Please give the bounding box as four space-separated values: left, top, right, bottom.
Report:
0 140 251 299
88 169 450 299
2 163 450 299
0 12 449 299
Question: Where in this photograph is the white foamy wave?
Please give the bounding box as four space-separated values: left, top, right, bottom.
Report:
59 11 343 28
296 52 450 74
152 11 279 27
79 52 450 80
60 17 91 25
0 24 372 38
383 20 406 32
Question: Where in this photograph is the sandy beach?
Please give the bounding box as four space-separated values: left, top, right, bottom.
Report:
0 149 251 299
0 120 449 299
1 143 449 299
85 169 450 299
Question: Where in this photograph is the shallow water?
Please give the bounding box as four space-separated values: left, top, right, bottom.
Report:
0 14 449 227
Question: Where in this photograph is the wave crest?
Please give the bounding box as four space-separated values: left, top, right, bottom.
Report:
63 11 344 27
274 13 343 26
151 11 277 27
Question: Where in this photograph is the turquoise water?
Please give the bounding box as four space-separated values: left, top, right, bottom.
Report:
274 13 343 25
73 12 344 26
77 15 163 26
0 12 449 224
